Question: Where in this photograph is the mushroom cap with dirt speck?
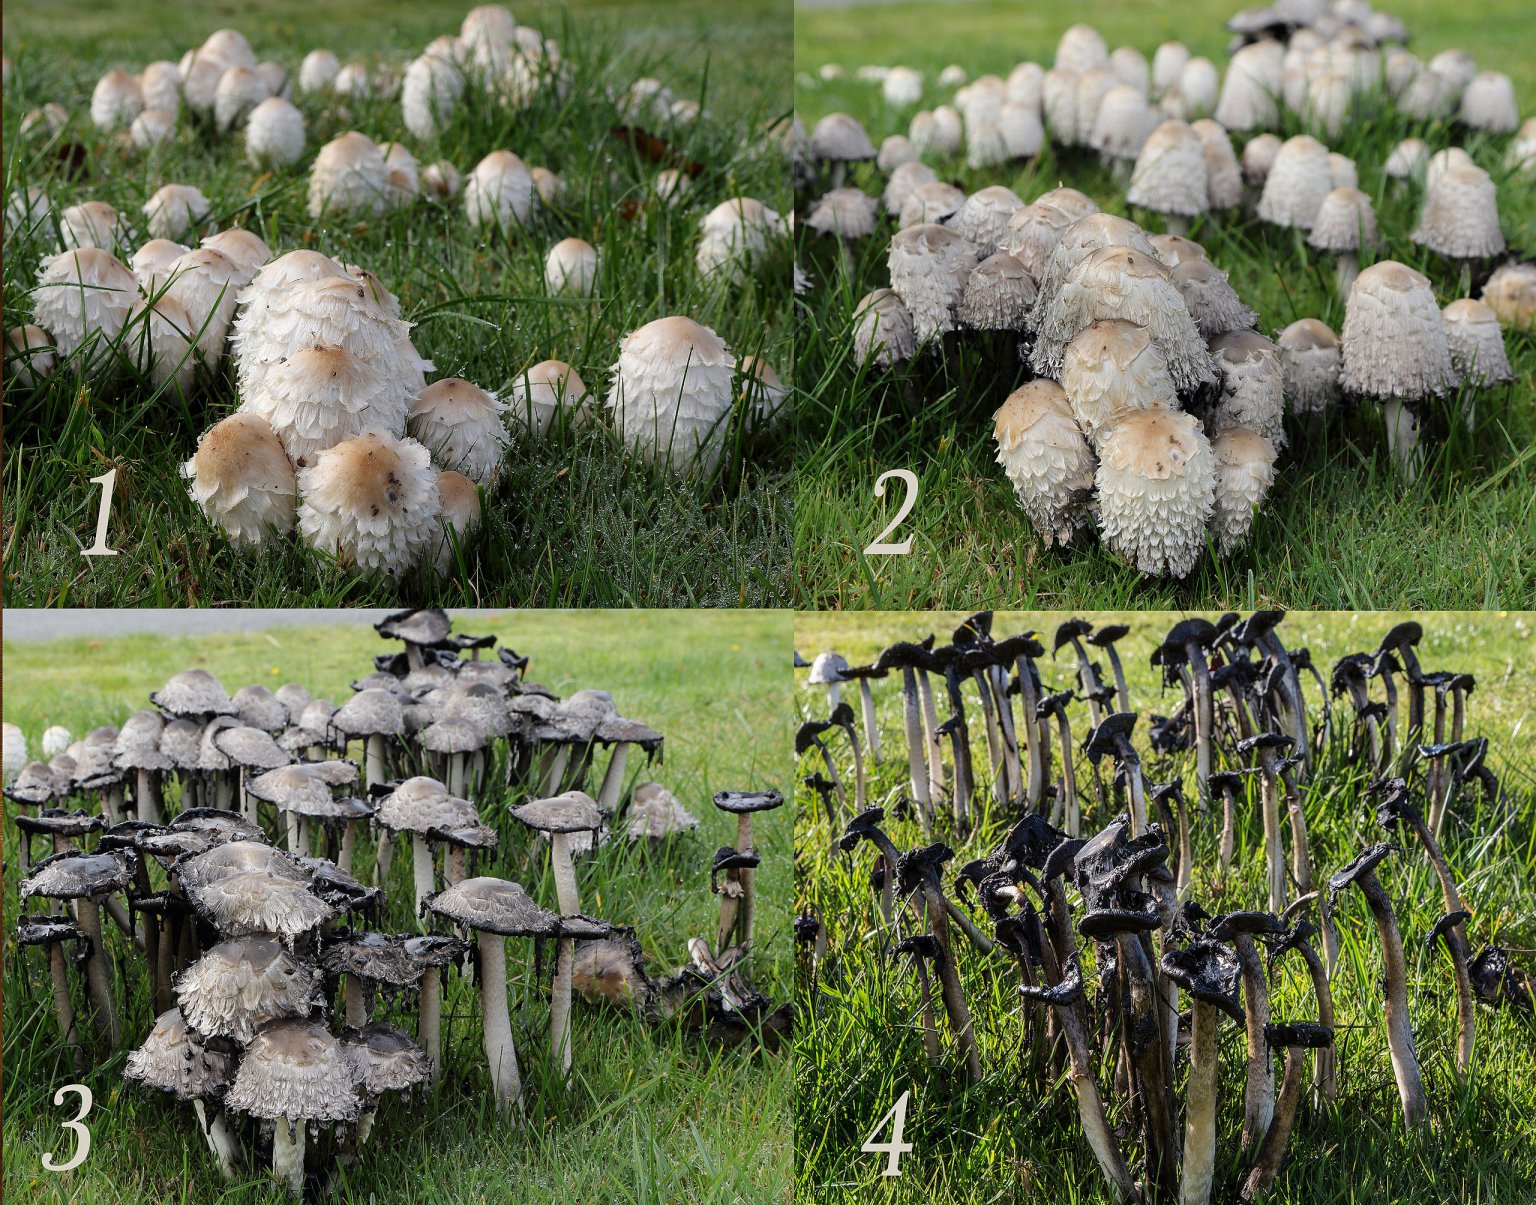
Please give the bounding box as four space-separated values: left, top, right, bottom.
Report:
32 246 137 362
512 791 606 834
898 181 966 229
344 1023 434 1094
126 1007 236 1100
888 223 980 342
1480 263 1536 331
1257 134 1333 229
852 289 916 369
182 412 298 549
805 188 878 240
607 315 736 474
1340 261 1456 400
427 876 562 937
1276 318 1340 415
1028 212 1154 334
1095 405 1216 578
407 378 509 487
225 1019 361 1122
1173 259 1258 337
186 868 334 938
1442 299 1513 387
810 112 876 161
1411 164 1504 260
175 936 321 1043
297 434 442 579
992 379 1097 548
957 253 1036 331
1061 319 1179 445
1128 119 1208 217
1210 427 1277 554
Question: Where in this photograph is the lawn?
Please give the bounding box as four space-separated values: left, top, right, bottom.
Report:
792 0 1536 610
793 609 1536 1203
2 608 793 1203
1 0 793 608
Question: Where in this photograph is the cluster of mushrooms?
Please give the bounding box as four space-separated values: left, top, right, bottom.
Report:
4 7 791 576
794 0 1533 576
796 611 1531 1203
5 609 787 1196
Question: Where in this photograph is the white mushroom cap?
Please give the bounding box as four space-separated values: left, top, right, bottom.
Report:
1506 117 1536 173
695 197 784 283
158 247 245 362
333 63 372 96
1215 40 1283 130
947 185 1024 255
1172 259 1258 338
464 149 534 229
607 316 736 474
90 69 144 130
1153 42 1191 96
20 103 69 139
1110 46 1150 95
851 288 916 369
126 294 201 392
432 470 482 575
299 49 341 93
997 193 1099 278
1191 119 1243 209
1241 132 1282 187
1340 261 1455 400
229 249 346 350
245 96 306 168
888 222 980 342
882 161 937 218
1276 318 1340 415
1207 330 1286 448
402 49 465 140
32 246 137 362
1128 119 1208 218
883 65 923 107
1428 48 1478 93
2 725 26 783
140 61 181 113
1481 263 1536 331
201 228 271 276
176 937 320 1043
1383 47 1421 97
202 29 256 69
309 132 391 218
1071 68 1119 148
529 166 564 207
225 1019 361 1123
1425 146 1473 190
653 167 691 206
992 379 1097 547
5 323 57 387
1384 137 1428 180
506 359 592 435
126 1008 234 1100
407 378 510 485
423 160 463 199
1442 299 1513 387
180 52 226 115
999 101 1045 159
1328 152 1357 191
1163 56 1219 120
380 142 420 207
297 433 442 578
957 253 1036 331
1028 212 1155 338
1256 134 1333 229
738 355 787 423
59 201 123 252
1060 319 1178 444
898 181 965 229
544 237 599 295
143 184 210 242
1307 187 1377 253
1094 405 1216 578
805 188 879 240
462 4 517 50
242 343 408 467
877 135 918 173
213 64 272 132
183 412 298 548
1056 24 1108 74
1006 61 1043 106
1147 233 1208 268
255 60 287 97
1411 164 1504 260
1209 427 1277 554
129 107 177 148
810 112 876 161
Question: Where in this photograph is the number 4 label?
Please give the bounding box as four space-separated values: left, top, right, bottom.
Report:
861 1089 913 1177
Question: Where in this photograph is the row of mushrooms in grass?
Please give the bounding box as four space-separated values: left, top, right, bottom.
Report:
7 609 788 1196
796 610 1530 1203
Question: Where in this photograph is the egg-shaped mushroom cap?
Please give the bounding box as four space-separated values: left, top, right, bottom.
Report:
344 1022 434 1094
427 876 562 936
805 187 879 239
213 725 290 770
152 668 238 717
186 869 334 938
712 788 784 814
1277 317 1338 353
1308 187 1377 253
810 112 876 161
175 937 321 1043
331 687 406 737
126 1007 236 1099
410 377 502 426
179 840 309 892
225 1019 362 1122
200 228 271 274
512 790 605 834
21 849 134 900
1340 261 1455 399
1411 163 1505 260
232 685 288 732
808 651 848 684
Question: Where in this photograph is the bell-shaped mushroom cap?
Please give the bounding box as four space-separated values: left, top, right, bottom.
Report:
948 186 1025 255
1460 71 1519 131
1208 330 1286 448
877 134 918 172
1089 85 1157 162
1411 164 1505 260
143 184 211 243
1056 23 1108 73
420 716 487 754
882 160 938 218
1028 212 1158 337
1339 261 1456 400
897 181 965 229
992 379 1097 548
807 651 848 686
1215 39 1282 131
997 199 1095 279
1241 132 1282 187
232 685 288 733
810 112 876 161
625 782 701 839
247 761 356 808
957 253 1036 331
1095 405 1216 578
126 1007 236 1099
4 322 58 387
213 725 291 771
427 876 562 936
607 315 736 474
1173 259 1258 338
32 246 137 361
712 788 784 814
1442 298 1513 387
176 936 322 1042
60 200 124 252
151 668 237 718
1161 940 1245 1022
182 412 299 549
505 359 593 434
1210 427 1277 554
1128 119 1208 218
1481 263 1536 331
225 1019 362 1122
1425 147 1474 191
1383 137 1428 181
296 434 442 579
407 378 509 488
852 288 916 369
343 1022 434 1094
376 779 476 835
805 188 879 240
512 790 606 834
246 96 308 168
1256 135 1333 230
185 869 334 939
21 849 134 901
1276 318 1340 415
5 760 66 805
544 237 598 295
1060 319 1178 444
888 223 980 342
307 131 391 218
1190 119 1243 209
179 840 307 891
299 48 341 92
1306 187 1377 256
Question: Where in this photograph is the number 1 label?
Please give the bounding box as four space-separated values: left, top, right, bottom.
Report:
82 469 120 557
861 1089 913 1177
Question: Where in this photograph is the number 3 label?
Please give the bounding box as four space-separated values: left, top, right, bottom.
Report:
863 470 918 556
43 1083 93 1172
861 1089 913 1177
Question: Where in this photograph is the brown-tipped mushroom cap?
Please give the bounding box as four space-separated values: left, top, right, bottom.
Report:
331 688 406 737
185 869 334 939
225 1019 362 1122
343 1022 434 1094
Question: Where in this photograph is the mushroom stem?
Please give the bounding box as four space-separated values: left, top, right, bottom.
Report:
74 897 119 1047
597 744 629 811
737 813 756 948
1057 993 1138 1201
477 930 523 1116
357 1108 377 1147
365 734 388 788
272 1113 305 1196
1180 1001 1221 1205
344 975 367 1027
1381 399 1421 483
46 943 81 1057
916 669 946 800
446 845 467 885
1355 873 1427 1128
338 820 357 875
1240 1045 1308 1202
1014 658 1046 811
551 938 574 1082
1189 646 1214 807
1218 784 1238 877
420 967 443 1080
1335 253 1359 297
1285 934 1337 1102
910 955 943 1064
543 746 572 795
1234 934 1274 1152
856 679 882 763
448 752 467 799
193 1100 239 1180
919 889 981 1082
137 768 162 824
1405 815 1475 1079
1165 213 1190 237
284 809 302 853
1118 933 1178 1200
411 835 436 923
103 782 124 824
375 828 395 887
1257 758 1288 914
899 668 934 835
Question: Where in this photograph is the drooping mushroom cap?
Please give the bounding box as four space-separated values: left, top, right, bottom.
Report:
176 936 322 1042
426 876 562 937
1264 1021 1334 1049
16 808 106 844
213 725 291 772
20 849 134 901
331 687 406 737
887 223 980 341
1161 940 1245 1022
1339 261 1455 400
1327 841 1396 900
323 931 436 989
126 1007 237 1100
375 778 476 835
232 685 288 733
377 608 451 647
152 668 238 718
1095 405 1217 579
1411 164 1505 260
343 1023 434 1094
512 790 605 834
810 112 876 161
178 840 308 893
4 760 65 805
225 1019 362 1122
185 869 335 939
712 789 784 814
992 379 1096 548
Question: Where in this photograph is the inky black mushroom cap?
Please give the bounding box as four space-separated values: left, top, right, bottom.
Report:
1452 738 1490 779
5 762 66 805
1083 712 1138 759
1161 940 1246 1023
793 910 821 944
131 891 194 919
802 772 836 801
795 719 839 754
711 845 761 876
1159 618 1219 660
1210 910 1283 940
1425 909 1472 953
713 789 784 815
21 848 135 900
1468 945 1533 1011
402 933 468 967
1079 907 1162 939
1327 842 1397 901
16 809 106 840
558 913 613 940
1000 814 1067 872
1148 780 1186 805
1206 770 1253 795
1018 962 1085 1006
323 930 436 988
895 842 955 896
951 610 995 646
994 911 1044 960
1378 620 1423 652
17 913 85 945
1088 624 1130 647
994 633 1046 661
1236 609 1287 644
1264 1022 1334 1049
1036 690 1075 717
1371 778 1423 829
376 608 453 647
1043 837 1086 883
1053 619 1094 652
1237 731 1295 755
1331 652 1375 694
837 807 888 852
893 933 940 960
873 641 934 673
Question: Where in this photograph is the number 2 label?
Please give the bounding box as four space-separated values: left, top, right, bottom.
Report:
863 470 918 556
861 1089 913 1177
43 1083 93 1172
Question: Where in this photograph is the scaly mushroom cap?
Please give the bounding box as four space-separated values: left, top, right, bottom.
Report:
1442 299 1513 387
1339 261 1455 400
427 875 562 936
344 1023 434 1094
406 378 509 486
1426 147 1474 191
243 343 406 469
897 181 965 229
231 685 287 733
176 937 321 1042
1411 164 1505 260
1276 318 1340 415
126 295 201 393
247 761 355 808
186 869 334 938
1481 263 1536 331
997 200 1094 279
21 849 134 901
180 842 305 892
1128 119 1209 217
877 134 918 172
331 687 406 738
1256 135 1333 230
805 188 879 240
1242 132 1282 187
1215 40 1283 130
957 253 1036 331
152 667 238 717
1208 329 1286 448
607 315 736 474
1191 119 1243 209
299 49 342 93
126 1007 236 1100
1460 71 1519 132
1060 319 1178 444
159 247 247 364
226 1019 362 1122
464 149 534 229
1210 427 1277 553
130 239 190 289
948 186 1025 255
246 96 307 168
882 161 938 218
143 185 210 243
297 434 442 579
992 379 1097 548
1028 212 1157 338
512 790 605 834
377 779 476 834
1173 259 1258 337
32 247 137 361
506 359 592 434
696 197 784 282
888 223 980 342
309 131 391 218
1096 405 1216 577
1089 85 1156 162
127 104 173 146
214 724 291 770
810 112 876 161
852 289 916 369
182 412 298 548
5 323 58 387
419 716 486 754
1384 137 1428 180
625 782 701 839
231 249 346 341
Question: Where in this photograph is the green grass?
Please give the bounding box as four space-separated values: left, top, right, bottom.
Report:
793 610 1536 1204
792 1 1536 609
2 609 793 1203
2 0 793 607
